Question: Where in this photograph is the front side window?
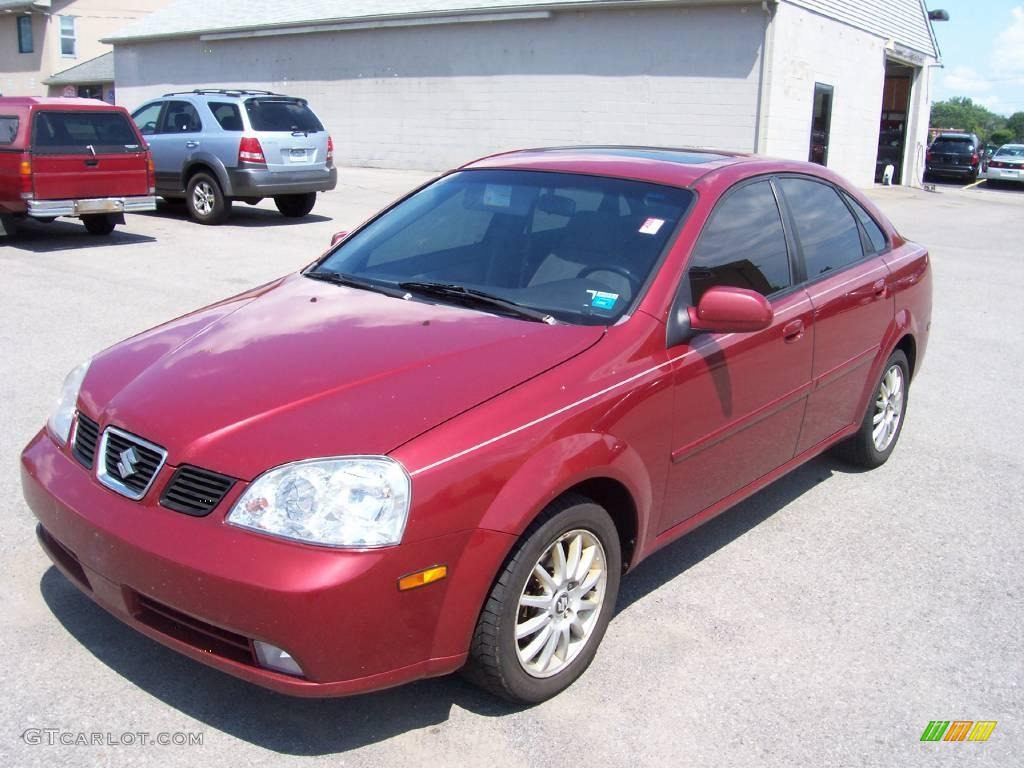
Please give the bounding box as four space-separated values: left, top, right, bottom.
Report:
686 180 792 305
59 16 76 57
313 170 694 325
779 178 864 279
17 15 32 54
162 101 201 133
131 103 163 135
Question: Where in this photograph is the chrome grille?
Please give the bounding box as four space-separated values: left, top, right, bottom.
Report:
97 427 167 500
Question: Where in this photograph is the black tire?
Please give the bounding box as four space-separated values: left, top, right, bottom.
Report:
186 172 231 225
82 214 116 236
462 493 621 703
833 349 910 469
274 193 317 218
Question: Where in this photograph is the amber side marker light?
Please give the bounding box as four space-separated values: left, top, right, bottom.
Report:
398 565 448 591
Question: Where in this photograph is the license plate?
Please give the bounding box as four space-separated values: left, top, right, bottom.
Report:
75 199 123 214
289 149 308 162
1004 170 1019 177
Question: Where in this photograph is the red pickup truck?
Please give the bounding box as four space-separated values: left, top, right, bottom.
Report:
0 97 156 237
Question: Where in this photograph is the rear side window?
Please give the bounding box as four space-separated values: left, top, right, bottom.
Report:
779 178 864 278
842 193 887 254
687 180 792 304
245 98 323 132
31 111 141 154
0 116 18 145
209 102 243 131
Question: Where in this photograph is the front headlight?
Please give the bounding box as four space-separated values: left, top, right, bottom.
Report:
226 457 411 548
47 360 90 445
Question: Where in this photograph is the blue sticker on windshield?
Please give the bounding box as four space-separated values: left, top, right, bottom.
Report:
587 290 619 310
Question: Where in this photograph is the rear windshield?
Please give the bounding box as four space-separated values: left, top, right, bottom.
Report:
32 111 141 154
995 146 1024 157
0 116 17 145
931 138 974 153
244 98 323 132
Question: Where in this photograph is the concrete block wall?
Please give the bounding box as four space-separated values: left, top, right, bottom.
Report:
113 5 766 171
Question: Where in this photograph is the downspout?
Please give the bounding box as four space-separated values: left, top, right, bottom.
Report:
753 0 777 154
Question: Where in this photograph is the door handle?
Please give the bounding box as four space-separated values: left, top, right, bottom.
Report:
184 140 200 149
84 159 98 167
782 319 805 343
872 279 888 299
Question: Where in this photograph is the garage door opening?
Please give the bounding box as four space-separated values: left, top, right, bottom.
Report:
876 62 914 184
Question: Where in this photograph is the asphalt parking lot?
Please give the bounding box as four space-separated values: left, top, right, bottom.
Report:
1 170 1020 768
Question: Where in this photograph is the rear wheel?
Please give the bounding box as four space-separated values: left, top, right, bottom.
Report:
462 494 621 703
833 349 909 468
186 172 231 225
274 192 317 218
82 214 116 236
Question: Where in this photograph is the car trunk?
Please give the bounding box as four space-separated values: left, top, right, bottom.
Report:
243 97 329 173
29 110 150 200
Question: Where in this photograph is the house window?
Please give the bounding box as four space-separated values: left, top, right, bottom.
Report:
59 16 76 57
17 16 33 54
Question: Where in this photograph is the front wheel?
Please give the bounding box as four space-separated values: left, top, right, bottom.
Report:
834 349 909 468
274 192 317 218
462 494 621 703
82 214 116 236
186 172 231 225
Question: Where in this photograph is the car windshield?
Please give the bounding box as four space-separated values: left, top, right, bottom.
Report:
995 146 1024 157
931 138 974 153
244 98 323 132
311 170 694 325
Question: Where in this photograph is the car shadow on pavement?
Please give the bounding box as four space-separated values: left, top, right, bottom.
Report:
3 221 156 252
38 452 852 756
140 201 333 228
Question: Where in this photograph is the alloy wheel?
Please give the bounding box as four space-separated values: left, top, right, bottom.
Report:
872 364 904 451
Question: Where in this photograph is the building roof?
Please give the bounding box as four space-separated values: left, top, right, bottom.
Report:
0 0 50 10
43 53 114 86
104 0 756 43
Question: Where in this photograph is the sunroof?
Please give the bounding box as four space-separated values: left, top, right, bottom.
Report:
538 146 731 165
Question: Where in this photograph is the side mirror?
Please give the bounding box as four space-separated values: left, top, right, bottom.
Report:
667 286 773 347
330 231 349 246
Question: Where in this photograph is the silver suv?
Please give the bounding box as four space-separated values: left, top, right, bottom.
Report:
131 89 337 224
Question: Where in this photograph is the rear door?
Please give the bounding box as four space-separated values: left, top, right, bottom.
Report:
243 97 328 172
776 177 894 453
30 109 149 200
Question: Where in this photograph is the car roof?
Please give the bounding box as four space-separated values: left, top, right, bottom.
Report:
0 96 119 111
461 145 832 189
159 89 288 99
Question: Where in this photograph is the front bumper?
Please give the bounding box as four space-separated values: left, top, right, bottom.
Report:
226 166 338 197
27 196 157 218
21 430 513 697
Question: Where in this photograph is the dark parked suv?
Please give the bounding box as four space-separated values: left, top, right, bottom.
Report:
925 132 981 183
131 89 337 224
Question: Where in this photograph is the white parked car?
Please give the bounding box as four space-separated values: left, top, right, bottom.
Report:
983 144 1024 185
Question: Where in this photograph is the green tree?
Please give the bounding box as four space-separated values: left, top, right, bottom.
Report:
989 128 1014 146
1007 112 1024 142
929 97 1006 143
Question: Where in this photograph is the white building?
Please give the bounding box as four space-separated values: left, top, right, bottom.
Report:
106 0 941 187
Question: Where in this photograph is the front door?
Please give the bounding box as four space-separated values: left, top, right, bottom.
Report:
661 179 814 533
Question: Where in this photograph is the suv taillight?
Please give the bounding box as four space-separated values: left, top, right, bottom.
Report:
146 153 156 194
926 150 933 162
18 154 32 199
971 152 980 166
326 135 334 168
238 136 266 164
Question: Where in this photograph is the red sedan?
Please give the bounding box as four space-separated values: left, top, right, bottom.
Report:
21 147 931 703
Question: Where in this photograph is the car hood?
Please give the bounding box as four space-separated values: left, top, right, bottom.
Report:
79 274 604 480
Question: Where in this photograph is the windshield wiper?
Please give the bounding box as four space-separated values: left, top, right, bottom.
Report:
398 281 556 324
305 270 409 299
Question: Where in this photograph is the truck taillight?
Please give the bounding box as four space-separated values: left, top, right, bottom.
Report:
326 135 334 168
146 154 156 194
238 136 266 164
18 156 32 199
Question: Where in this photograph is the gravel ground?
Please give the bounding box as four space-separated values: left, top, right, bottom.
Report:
0 170 1020 768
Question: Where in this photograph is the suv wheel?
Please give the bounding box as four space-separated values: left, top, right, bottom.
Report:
82 214 116 236
274 193 317 218
462 494 621 703
187 172 231 225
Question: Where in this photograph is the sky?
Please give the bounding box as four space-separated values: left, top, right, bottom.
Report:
927 0 1024 115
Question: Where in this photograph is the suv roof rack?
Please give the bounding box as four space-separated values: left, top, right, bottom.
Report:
161 89 283 98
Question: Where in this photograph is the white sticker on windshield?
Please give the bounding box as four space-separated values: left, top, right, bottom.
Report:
639 217 665 235
483 184 513 208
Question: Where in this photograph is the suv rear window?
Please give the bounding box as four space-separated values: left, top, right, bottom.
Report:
244 98 323 132
931 137 974 153
32 111 141 154
0 116 17 145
